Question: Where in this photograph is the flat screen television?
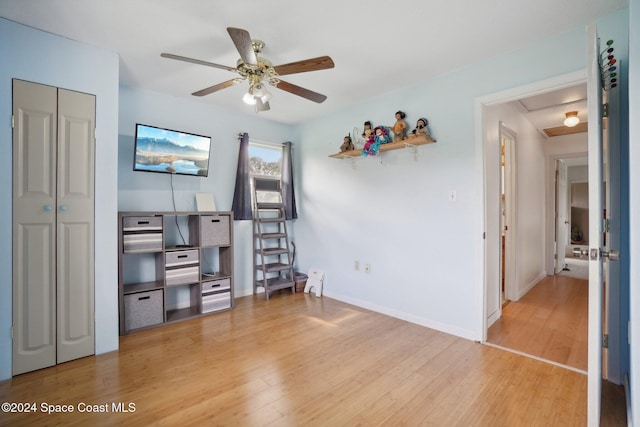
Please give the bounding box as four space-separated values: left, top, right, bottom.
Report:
133 123 211 177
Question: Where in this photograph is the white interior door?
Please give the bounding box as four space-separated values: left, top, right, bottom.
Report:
12 80 58 375
56 88 95 364
12 80 95 375
500 124 516 302
555 160 568 274
586 23 604 427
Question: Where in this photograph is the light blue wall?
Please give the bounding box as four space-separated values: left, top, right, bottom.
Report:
0 18 120 380
291 9 630 340
117 86 293 297
0 7 632 388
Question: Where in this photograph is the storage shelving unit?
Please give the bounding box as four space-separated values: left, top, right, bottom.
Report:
118 211 234 335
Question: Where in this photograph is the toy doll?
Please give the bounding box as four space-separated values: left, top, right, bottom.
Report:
390 111 408 141
340 134 354 152
362 126 392 156
361 121 373 139
410 117 435 141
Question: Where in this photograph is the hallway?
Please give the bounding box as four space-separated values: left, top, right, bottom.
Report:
487 274 588 371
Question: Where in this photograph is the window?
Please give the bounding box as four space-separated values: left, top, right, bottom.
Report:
249 142 282 205
249 142 282 178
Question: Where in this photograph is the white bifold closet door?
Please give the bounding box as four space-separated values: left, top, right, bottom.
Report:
12 79 95 376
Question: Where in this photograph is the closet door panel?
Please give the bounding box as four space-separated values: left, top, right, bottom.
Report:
12 80 58 375
56 88 95 364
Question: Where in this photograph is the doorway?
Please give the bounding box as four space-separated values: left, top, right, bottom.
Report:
479 72 590 369
556 158 590 280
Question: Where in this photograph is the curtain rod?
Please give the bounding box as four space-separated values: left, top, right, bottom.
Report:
237 134 292 147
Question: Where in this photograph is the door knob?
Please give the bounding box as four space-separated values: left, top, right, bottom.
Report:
602 249 620 261
59 205 68 212
572 247 589 257
43 204 53 212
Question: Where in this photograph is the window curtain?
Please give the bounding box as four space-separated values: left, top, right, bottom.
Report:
281 141 298 219
231 133 252 220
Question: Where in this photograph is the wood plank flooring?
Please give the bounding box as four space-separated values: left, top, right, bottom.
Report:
487 274 589 371
0 291 624 426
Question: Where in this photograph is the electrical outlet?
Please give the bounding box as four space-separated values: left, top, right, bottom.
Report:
364 263 371 273
354 260 360 271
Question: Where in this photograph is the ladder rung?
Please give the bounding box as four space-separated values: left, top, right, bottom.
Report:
254 277 295 290
258 247 288 255
257 217 285 223
258 232 286 239
256 262 293 273
256 203 284 209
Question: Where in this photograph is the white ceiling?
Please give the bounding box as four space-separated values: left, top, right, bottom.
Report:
0 0 626 125
513 83 588 135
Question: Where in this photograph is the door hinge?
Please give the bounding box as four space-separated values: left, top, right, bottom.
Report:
10 326 13 340
11 114 14 129
603 218 610 233
603 334 609 348
483 232 486 239
603 103 609 118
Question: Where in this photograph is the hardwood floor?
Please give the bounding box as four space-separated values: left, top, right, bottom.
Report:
0 291 624 426
487 274 588 371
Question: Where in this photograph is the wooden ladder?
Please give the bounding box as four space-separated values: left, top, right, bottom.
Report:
252 177 295 300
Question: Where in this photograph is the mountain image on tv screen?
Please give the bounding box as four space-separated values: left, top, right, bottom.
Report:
134 124 211 177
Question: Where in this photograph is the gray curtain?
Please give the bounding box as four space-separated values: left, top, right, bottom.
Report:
231 133 252 220
281 141 298 219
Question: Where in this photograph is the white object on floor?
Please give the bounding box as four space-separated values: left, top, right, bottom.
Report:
304 268 325 297
560 257 589 280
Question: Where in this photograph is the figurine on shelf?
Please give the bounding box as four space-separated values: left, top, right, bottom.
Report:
340 134 354 152
390 110 408 141
362 126 392 156
361 121 373 139
409 117 436 141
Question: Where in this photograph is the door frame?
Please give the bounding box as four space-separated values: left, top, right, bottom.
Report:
476 69 588 342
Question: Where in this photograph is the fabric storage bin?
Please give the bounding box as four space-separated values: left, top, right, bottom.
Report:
122 216 163 253
165 249 199 286
201 277 231 293
200 215 230 247
201 278 231 313
124 290 163 331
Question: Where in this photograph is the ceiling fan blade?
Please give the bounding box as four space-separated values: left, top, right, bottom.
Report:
161 53 236 72
192 79 241 97
273 56 335 76
273 80 327 103
227 27 257 66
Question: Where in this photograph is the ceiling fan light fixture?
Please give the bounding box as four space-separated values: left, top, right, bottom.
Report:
243 90 257 105
261 90 272 103
564 111 580 127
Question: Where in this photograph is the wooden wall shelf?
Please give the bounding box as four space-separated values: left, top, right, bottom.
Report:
329 135 436 159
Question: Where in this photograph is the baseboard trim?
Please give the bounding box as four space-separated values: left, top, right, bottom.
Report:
515 271 547 300
323 290 477 341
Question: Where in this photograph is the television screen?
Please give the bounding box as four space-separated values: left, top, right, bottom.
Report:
133 123 211 177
